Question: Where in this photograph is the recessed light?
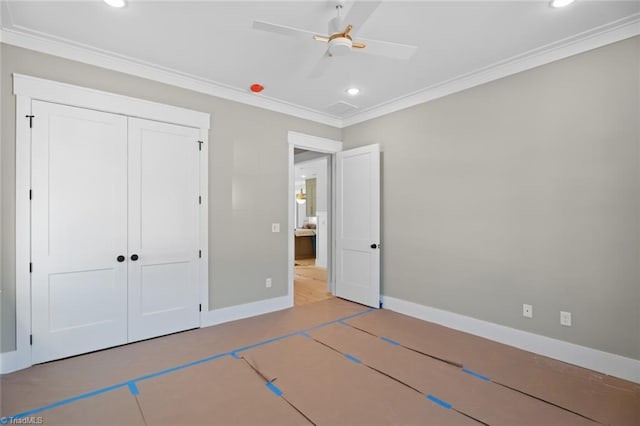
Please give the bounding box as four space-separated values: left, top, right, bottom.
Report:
346 87 360 96
104 0 126 8
550 0 576 8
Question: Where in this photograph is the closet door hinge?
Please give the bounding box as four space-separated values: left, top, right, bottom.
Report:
29 262 33 273
197 140 204 151
199 250 202 258
26 115 35 128
30 335 33 345
198 196 202 205
29 189 32 200
199 304 202 312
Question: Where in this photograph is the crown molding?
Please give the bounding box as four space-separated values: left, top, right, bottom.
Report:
0 26 342 128
1 12 638 130
342 13 640 128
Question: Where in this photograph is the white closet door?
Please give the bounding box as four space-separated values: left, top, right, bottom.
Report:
127 118 201 342
31 101 128 364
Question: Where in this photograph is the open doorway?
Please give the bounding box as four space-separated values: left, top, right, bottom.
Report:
288 132 381 309
293 149 333 306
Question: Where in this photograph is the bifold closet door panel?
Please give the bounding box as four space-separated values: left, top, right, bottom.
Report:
127 118 201 342
31 101 129 364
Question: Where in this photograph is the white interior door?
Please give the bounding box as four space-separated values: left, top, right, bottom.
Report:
31 101 128 364
127 118 201 342
335 144 381 308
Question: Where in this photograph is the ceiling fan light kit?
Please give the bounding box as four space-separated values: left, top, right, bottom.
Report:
328 37 352 56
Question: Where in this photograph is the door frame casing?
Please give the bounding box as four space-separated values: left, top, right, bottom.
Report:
5 74 210 373
287 132 342 305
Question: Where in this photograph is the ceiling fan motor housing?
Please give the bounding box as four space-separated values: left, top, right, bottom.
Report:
328 37 352 56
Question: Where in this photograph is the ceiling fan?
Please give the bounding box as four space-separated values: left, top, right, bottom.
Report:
252 1 417 77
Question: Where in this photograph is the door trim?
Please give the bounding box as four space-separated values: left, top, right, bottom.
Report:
287 132 342 306
5 74 210 373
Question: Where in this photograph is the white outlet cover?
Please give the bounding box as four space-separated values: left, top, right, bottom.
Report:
560 311 572 326
523 304 533 318
266 278 272 288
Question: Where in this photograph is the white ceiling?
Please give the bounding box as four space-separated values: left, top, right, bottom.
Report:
1 1 639 127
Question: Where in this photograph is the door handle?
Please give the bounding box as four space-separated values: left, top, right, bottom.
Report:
116 255 125 262
370 244 378 249
131 254 139 261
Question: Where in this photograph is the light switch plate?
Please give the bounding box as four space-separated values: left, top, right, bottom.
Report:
271 223 280 233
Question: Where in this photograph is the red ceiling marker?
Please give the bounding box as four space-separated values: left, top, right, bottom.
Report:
250 84 264 93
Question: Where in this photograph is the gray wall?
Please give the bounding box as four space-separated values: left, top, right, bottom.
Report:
343 36 640 360
0 44 341 352
2 37 639 360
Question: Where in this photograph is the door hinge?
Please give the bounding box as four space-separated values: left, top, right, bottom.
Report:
199 250 202 258
198 196 202 205
197 140 204 151
26 115 35 128
29 189 32 200
199 304 202 312
30 334 33 345
29 262 33 273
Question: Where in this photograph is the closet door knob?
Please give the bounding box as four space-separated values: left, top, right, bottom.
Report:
131 254 139 261
116 255 125 262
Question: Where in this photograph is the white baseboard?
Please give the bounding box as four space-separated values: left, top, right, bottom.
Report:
2 296 292 373
382 296 640 384
201 295 292 328
0 347 31 374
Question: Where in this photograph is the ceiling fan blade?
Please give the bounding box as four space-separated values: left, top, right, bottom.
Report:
309 52 332 79
252 20 319 41
313 35 330 43
343 1 382 34
356 37 418 60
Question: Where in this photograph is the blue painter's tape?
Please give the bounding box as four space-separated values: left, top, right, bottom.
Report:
135 352 231 383
303 308 375 332
234 308 375 354
344 354 362 364
6 307 376 420
127 382 139 396
7 382 127 420
380 336 400 346
462 368 490 382
427 394 452 410
266 382 283 397
337 320 350 327
299 331 311 338
232 331 300 353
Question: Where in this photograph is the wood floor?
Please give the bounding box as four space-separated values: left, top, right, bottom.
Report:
294 258 333 306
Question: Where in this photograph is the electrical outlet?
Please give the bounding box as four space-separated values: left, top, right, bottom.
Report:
523 304 533 318
560 311 572 327
265 278 272 288
271 223 280 233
